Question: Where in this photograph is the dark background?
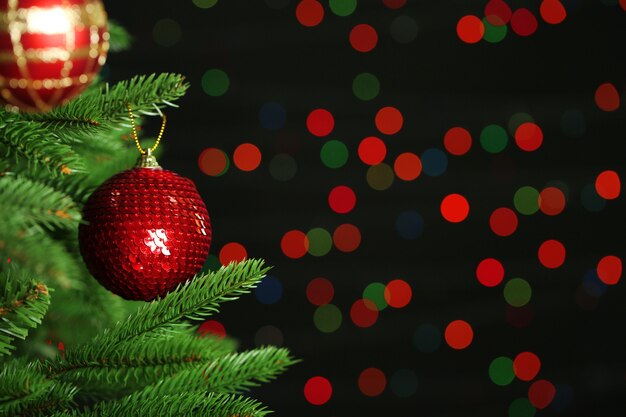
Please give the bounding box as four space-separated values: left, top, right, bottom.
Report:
105 1 625 415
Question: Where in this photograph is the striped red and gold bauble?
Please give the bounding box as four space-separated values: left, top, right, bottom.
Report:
0 0 109 112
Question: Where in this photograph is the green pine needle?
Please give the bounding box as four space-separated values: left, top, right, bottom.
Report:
0 269 52 356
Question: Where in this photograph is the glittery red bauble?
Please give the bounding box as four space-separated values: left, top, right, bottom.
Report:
79 165 212 301
0 0 109 112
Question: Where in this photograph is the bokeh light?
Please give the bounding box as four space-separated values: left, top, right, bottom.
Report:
390 15 419 44
198 147 229 176
352 72 380 101
482 17 508 43
255 275 283 304
153 18 182 47
366 163 395 191
198 320 226 338
233 143 262 171
421 148 448 176
476 258 505 287
328 185 357 214
540 0 567 24
390 369 418 397
504 278 532 307
489 356 515 386
515 122 543 152
383 0 406 8
384 279 412 308
581 183 607 212
219 242 247 265
296 0 324 27
320 140 349 168
595 170 620 200
350 299 379 327
528 379 556 409
444 127 472 156
313 304 342 333
509 398 537 417
333 223 362 252
254 325 284 347
201 69 230 96
514 186 540 215
269 153 298 181
456 15 485 44
281 230 309 259
594 82 620 111
394 152 422 181
444 320 474 350
358 368 387 397
538 186 566 215
307 277 334 306
440 193 470 223
413 324 442 353
480 124 508 153
485 0 512 25
329 0 356 16
350 24 378 52
596 255 622 285
375 106 403 135
192 0 218 8
396 210 424 239
307 108 335 137
304 376 332 405
259 101 286 130
538 239 566 269
513 351 541 381
363 282 388 311
307 227 333 256
358 136 387 165
510 8 538 36
489 207 519 237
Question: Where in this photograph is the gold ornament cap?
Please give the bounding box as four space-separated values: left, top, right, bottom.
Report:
136 148 162 169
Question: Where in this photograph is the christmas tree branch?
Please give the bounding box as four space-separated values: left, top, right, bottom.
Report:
107 20 132 52
52 392 269 417
144 346 298 396
97 259 269 345
0 222 83 290
0 269 51 356
0 118 84 175
47 333 236 393
0 176 81 231
22 74 189 145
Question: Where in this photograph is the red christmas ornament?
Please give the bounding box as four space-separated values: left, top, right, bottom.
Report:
79 151 212 301
0 0 109 112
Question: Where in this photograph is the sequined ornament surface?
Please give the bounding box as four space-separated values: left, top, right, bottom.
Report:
0 0 109 112
79 156 211 301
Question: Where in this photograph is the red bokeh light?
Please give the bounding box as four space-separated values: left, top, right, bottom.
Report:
358 136 387 165
540 0 567 25
384 279 412 308
539 187 566 216
489 207 518 237
198 320 226 338
306 277 335 305
333 223 362 253
456 15 485 44
594 83 620 112
445 320 474 350
281 230 309 259
358 368 387 397
513 351 541 381
304 376 332 405
595 170 621 200
296 0 324 27
485 0 512 26
440 193 470 223
350 24 378 52
529 379 556 409
476 258 505 287
511 8 538 36
328 185 357 214
233 143 262 171
394 152 422 181
375 106 403 135
597 255 622 285
350 299 379 327
515 122 543 152
306 108 335 137
444 127 472 156
538 239 566 269
219 242 247 265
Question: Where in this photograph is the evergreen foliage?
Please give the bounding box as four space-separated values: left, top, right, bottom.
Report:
0 21 294 415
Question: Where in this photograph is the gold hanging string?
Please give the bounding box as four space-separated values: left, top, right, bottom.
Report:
127 103 167 155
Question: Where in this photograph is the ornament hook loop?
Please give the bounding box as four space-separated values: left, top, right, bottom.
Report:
126 103 167 156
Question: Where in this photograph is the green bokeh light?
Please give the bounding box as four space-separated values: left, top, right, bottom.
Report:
480 124 508 153
307 228 333 257
153 19 182 47
504 278 532 307
363 282 388 311
489 356 515 386
269 153 297 181
514 186 540 215
329 0 357 16
482 18 507 43
352 72 380 101
202 69 230 97
192 0 218 8
509 398 536 417
320 140 349 169
313 304 342 333
508 112 535 136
